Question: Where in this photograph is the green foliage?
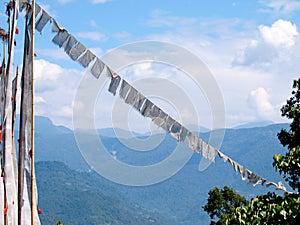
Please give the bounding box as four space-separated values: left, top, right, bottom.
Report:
274 79 300 191
227 192 300 224
277 79 300 150
202 186 248 224
204 79 300 224
56 221 70 225
37 161 177 225
273 146 300 192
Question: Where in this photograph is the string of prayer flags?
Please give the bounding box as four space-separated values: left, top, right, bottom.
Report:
238 164 247 181
108 74 121 96
247 171 260 184
34 3 42 18
153 111 168 130
52 30 69 48
161 116 176 134
207 144 216 162
201 140 210 159
124 85 139 106
215 149 291 193
23 2 41 21
187 132 201 153
91 58 106 79
78 50 96 68
51 18 64 33
64 34 78 54
35 9 51 32
140 99 154 117
33 2 291 194
133 92 146 112
147 105 161 120
179 126 188 143
170 121 181 141
68 42 86 61
119 80 131 100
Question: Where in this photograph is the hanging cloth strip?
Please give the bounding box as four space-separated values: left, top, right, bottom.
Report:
35 9 51 32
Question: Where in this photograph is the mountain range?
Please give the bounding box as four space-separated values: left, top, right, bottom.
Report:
29 116 290 224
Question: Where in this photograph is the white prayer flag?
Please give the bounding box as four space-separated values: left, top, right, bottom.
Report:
35 9 51 32
90 58 105 78
68 42 86 61
52 30 69 48
77 49 96 68
19 11 41 225
51 18 64 33
3 2 19 224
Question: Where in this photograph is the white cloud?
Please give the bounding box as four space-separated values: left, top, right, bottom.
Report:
232 19 299 68
76 31 107 41
139 14 295 127
132 62 154 78
91 0 110 4
37 48 70 61
260 0 300 15
113 31 132 40
35 96 46 103
232 39 277 67
259 19 298 47
247 87 276 120
34 59 83 128
27 9 298 129
90 20 99 29
146 9 196 27
57 0 74 4
35 59 61 82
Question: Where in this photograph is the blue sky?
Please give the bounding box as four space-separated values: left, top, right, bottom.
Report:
1 0 300 131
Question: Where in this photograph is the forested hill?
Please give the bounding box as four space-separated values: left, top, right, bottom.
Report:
32 116 290 224
36 161 179 225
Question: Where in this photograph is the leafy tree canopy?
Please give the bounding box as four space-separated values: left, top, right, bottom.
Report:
204 79 300 224
275 79 300 192
203 186 248 224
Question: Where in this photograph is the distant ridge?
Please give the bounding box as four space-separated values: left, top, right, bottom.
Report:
233 120 275 129
32 116 291 224
15 115 72 134
37 161 178 225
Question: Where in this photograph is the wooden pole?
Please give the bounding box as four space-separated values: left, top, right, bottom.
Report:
30 1 36 225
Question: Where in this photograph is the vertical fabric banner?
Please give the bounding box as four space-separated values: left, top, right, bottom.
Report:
3 1 19 224
18 11 41 225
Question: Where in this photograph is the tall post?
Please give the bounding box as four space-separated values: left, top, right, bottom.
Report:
30 1 36 225
2 32 6 76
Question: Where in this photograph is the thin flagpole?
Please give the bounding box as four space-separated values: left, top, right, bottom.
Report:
30 1 36 225
2 32 6 77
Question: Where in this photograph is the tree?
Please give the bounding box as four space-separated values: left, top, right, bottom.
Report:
203 79 300 224
274 79 300 192
228 192 300 224
56 221 70 225
203 186 248 224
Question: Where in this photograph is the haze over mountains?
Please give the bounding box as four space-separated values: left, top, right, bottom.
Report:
30 116 289 224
